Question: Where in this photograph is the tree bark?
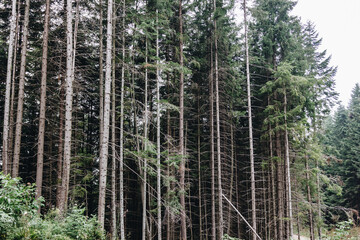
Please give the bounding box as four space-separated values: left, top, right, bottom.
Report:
12 0 30 177
156 9 162 240
110 4 117 238
98 0 113 228
284 89 294 238
244 1 257 239
119 1 126 238
36 0 51 204
179 1 187 239
214 0 224 238
58 0 74 214
306 154 315 240
2 0 17 175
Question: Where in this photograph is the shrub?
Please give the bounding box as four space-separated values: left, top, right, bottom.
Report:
0 173 105 240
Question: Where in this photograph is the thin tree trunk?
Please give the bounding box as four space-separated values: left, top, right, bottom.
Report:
305 154 315 240
110 5 117 238
58 0 74 214
268 103 278 240
99 0 104 152
243 1 257 239
283 90 293 238
98 0 113 228
156 9 162 240
36 0 51 204
179 1 186 239
7 0 21 174
142 36 149 240
119 1 126 237
56 72 64 209
2 0 17 175
197 86 203 240
276 125 284 240
227 122 235 235
316 159 322 240
214 0 223 238
12 0 30 177
209 30 216 240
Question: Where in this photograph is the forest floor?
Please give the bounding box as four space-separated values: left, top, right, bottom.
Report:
292 235 310 240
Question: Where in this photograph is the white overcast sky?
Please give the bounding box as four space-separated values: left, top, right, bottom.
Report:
292 0 360 107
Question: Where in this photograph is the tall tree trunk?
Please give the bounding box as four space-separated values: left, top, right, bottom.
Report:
98 0 113 228
316 159 322 240
244 1 257 239
283 90 293 238
142 36 149 240
197 86 203 240
7 0 21 174
227 122 235 235
58 0 74 214
12 0 30 177
36 0 51 203
2 0 17 175
306 154 315 240
99 0 104 153
214 0 223 238
156 9 162 240
56 72 64 208
179 1 186 239
209 28 216 240
269 117 278 240
119 1 126 238
276 125 284 239
110 5 117 238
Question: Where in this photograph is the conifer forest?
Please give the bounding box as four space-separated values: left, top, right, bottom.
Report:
1 0 360 239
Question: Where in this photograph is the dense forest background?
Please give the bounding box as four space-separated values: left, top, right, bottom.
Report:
0 0 359 239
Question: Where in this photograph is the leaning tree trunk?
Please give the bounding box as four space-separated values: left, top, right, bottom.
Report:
2 0 17 175
36 0 51 203
12 0 30 177
58 0 74 214
179 1 187 239
98 0 113 229
244 1 257 239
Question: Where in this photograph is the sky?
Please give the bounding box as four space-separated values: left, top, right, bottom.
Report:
292 0 360 107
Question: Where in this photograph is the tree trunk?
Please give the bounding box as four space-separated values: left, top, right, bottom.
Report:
119 1 126 238
316 159 322 240
156 9 162 240
209 28 216 240
142 36 149 240
179 1 186 239
12 0 30 177
214 0 223 238
306 154 315 240
276 125 284 240
283 89 293 238
244 1 257 239
36 0 51 204
110 5 117 238
7 0 21 175
99 0 104 153
2 0 17 175
58 0 74 214
98 0 113 228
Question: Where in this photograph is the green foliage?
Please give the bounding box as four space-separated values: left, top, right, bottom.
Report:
0 173 105 240
324 220 356 240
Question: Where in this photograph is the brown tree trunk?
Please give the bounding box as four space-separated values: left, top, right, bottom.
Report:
12 0 30 177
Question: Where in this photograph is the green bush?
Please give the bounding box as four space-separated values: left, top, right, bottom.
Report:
0 173 105 240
